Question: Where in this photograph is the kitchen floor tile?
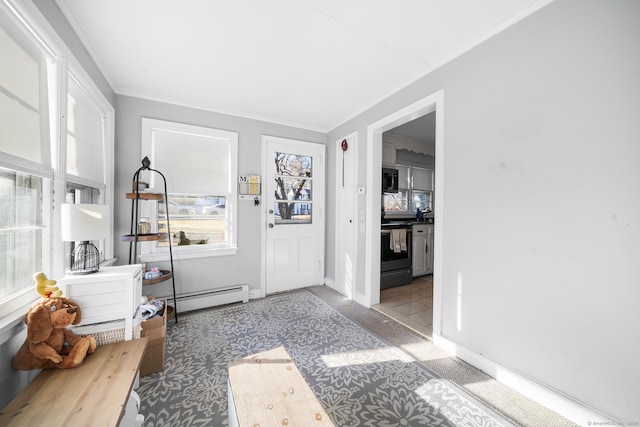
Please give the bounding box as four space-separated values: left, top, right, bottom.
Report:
374 275 434 338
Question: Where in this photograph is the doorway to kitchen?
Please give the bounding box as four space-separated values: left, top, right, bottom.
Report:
362 90 444 340
374 112 436 338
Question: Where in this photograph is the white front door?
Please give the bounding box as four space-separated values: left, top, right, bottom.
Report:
263 135 325 294
334 133 357 298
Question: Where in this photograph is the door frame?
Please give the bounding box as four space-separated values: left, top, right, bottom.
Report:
260 135 326 297
363 90 445 337
333 132 358 298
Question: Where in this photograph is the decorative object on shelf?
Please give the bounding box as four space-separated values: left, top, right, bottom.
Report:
138 217 151 234
126 156 178 323
61 204 110 274
12 273 97 370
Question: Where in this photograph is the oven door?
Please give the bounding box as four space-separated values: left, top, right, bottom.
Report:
380 228 412 272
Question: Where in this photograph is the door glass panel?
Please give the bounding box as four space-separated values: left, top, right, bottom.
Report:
274 152 312 224
274 178 311 200
275 153 312 177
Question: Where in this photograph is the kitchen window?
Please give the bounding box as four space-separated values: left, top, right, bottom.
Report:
140 118 238 260
383 165 433 216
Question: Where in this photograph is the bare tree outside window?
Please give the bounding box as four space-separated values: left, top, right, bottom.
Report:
274 152 312 223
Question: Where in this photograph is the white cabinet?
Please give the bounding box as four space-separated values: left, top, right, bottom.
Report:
58 264 143 340
412 224 434 276
382 142 396 167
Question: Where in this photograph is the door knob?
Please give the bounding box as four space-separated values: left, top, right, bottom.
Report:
268 223 274 228
268 209 274 214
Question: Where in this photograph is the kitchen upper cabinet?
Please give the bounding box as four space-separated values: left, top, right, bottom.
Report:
412 167 434 191
382 142 396 167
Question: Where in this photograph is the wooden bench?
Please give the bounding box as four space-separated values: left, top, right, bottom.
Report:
228 346 335 427
0 337 147 427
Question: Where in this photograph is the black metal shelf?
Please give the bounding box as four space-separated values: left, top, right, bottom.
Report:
125 156 178 323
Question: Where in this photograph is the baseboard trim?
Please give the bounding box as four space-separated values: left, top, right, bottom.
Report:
432 333 616 425
162 285 249 313
324 277 335 290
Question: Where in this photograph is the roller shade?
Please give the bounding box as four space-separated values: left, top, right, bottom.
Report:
66 75 105 184
144 121 235 195
0 23 48 167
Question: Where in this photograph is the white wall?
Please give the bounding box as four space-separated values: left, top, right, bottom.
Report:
327 0 640 421
114 95 326 296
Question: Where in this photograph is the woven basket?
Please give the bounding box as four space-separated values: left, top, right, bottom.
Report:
71 320 142 346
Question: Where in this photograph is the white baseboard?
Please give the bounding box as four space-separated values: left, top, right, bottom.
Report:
324 277 335 289
432 333 617 425
248 289 263 300
163 285 249 313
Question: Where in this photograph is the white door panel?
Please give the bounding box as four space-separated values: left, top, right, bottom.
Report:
334 133 357 298
264 136 325 294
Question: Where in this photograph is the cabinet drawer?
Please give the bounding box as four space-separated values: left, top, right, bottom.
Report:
71 291 128 325
64 278 127 296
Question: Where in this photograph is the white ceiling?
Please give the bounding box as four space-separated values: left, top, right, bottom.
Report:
386 112 436 143
56 0 550 132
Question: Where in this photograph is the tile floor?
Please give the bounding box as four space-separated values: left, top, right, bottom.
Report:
372 274 433 338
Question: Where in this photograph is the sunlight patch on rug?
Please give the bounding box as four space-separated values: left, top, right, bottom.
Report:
321 346 412 368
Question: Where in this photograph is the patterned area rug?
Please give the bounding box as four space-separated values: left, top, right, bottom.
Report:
138 290 514 426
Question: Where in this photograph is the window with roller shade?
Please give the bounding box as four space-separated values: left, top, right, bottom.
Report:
140 118 238 260
64 73 109 268
0 7 52 309
0 0 114 319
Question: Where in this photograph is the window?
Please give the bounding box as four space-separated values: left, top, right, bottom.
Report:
383 191 409 212
64 183 105 270
0 169 45 300
0 4 54 314
274 152 313 224
383 165 434 215
0 0 114 320
66 73 107 186
140 118 238 260
63 70 112 269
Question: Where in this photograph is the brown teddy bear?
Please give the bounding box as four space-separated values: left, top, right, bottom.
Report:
12 273 97 371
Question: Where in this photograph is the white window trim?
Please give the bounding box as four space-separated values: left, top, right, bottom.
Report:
139 118 238 261
0 0 114 326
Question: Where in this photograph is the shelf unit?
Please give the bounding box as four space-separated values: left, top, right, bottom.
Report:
124 156 178 323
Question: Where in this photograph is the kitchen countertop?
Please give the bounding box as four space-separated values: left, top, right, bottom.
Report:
382 217 434 226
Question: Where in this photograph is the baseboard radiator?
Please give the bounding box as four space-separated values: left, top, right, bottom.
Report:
167 285 249 313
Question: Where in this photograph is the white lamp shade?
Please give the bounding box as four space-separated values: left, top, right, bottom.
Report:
61 204 110 241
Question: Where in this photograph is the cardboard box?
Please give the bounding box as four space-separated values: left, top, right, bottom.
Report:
140 299 168 376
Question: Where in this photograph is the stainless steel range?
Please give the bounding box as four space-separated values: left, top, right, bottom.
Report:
380 221 413 289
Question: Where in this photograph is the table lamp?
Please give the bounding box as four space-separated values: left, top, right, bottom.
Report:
61 204 110 274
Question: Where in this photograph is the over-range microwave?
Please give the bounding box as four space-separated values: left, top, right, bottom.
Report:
382 168 399 193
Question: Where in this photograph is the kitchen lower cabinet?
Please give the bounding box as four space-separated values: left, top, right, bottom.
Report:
412 224 433 276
